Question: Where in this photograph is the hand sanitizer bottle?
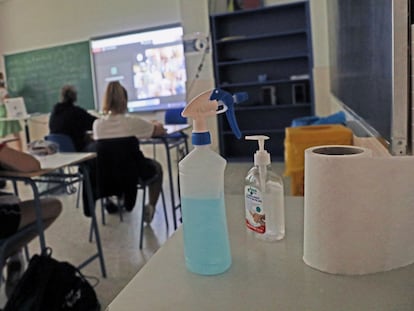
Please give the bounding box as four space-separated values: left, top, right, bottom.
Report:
179 88 247 275
245 135 285 241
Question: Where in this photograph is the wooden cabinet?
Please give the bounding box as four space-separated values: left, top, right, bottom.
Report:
210 1 313 160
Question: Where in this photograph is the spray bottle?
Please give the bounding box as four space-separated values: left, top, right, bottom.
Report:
245 135 285 241
179 88 247 275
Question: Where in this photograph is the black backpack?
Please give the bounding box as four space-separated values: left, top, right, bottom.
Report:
4 250 100 311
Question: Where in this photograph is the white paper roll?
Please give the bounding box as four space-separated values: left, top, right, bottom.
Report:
303 145 414 275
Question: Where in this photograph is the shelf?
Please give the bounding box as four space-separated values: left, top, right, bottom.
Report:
220 104 312 132
219 77 310 89
219 131 287 160
222 128 285 135
219 80 311 106
216 29 308 44
217 53 309 66
211 1 309 40
217 60 310 85
235 103 311 111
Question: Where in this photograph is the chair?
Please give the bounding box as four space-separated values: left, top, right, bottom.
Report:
165 107 187 125
151 108 189 160
44 133 76 152
0 223 39 286
44 134 81 207
164 107 189 159
95 136 168 249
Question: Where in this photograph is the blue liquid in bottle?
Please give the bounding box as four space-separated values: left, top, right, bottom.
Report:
181 196 232 275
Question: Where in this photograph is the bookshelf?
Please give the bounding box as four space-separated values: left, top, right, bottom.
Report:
210 1 314 160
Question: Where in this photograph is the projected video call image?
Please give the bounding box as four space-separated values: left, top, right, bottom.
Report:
91 25 187 112
133 45 186 100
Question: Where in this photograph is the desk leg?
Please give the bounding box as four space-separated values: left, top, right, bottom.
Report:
24 119 30 143
177 133 189 209
162 138 179 230
80 164 107 278
25 179 46 252
183 133 189 155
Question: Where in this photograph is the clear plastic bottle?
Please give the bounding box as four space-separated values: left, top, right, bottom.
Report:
179 89 247 275
180 142 230 275
245 135 285 241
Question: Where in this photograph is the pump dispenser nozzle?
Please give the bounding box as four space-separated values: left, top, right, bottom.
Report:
246 135 271 166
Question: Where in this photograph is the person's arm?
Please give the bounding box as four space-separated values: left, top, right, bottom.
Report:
77 107 97 131
151 121 167 137
0 143 41 172
84 110 98 130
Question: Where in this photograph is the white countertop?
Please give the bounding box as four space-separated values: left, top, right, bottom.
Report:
107 195 414 311
0 152 96 178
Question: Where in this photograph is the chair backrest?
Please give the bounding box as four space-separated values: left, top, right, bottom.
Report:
44 134 76 152
165 107 187 125
95 136 145 209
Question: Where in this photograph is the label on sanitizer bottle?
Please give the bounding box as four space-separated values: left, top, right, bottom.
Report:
245 185 265 234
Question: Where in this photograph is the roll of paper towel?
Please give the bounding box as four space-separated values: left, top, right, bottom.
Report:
303 145 414 275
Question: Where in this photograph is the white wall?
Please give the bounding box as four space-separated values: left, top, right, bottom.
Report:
0 0 181 55
0 0 332 147
267 0 331 116
308 0 332 116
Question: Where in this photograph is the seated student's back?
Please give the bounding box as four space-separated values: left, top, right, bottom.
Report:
49 85 96 151
91 81 165 222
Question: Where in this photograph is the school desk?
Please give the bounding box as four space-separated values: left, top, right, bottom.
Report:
141 123 190 230
107 195 414 311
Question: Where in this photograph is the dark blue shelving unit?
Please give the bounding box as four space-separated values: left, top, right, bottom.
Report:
210 1 314 161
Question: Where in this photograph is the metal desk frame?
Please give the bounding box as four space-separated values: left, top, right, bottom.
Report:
141 124 190 230
0 152 107 277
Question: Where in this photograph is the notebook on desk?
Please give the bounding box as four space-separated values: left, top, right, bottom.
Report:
164 124 190 135
4 97 29 119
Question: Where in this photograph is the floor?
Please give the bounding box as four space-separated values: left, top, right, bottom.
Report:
0 144 289 310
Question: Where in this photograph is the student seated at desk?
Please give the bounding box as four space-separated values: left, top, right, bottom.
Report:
49 85 97 151
0 142 62 298
93 81 166 222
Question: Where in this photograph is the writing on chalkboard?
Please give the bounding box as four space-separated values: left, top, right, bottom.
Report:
5 41 94 114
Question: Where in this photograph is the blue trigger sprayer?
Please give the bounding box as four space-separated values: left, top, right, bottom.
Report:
179 88 247 275
209 88 247 139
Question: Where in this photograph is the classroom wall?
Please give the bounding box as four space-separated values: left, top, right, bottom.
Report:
267 0 331 116
0 0 181 55
0 0 331 149
0 0 189 146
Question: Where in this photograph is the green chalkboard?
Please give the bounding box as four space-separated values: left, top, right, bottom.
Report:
4 41 94 113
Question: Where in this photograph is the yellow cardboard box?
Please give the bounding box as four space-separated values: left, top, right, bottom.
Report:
284 124 353 195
